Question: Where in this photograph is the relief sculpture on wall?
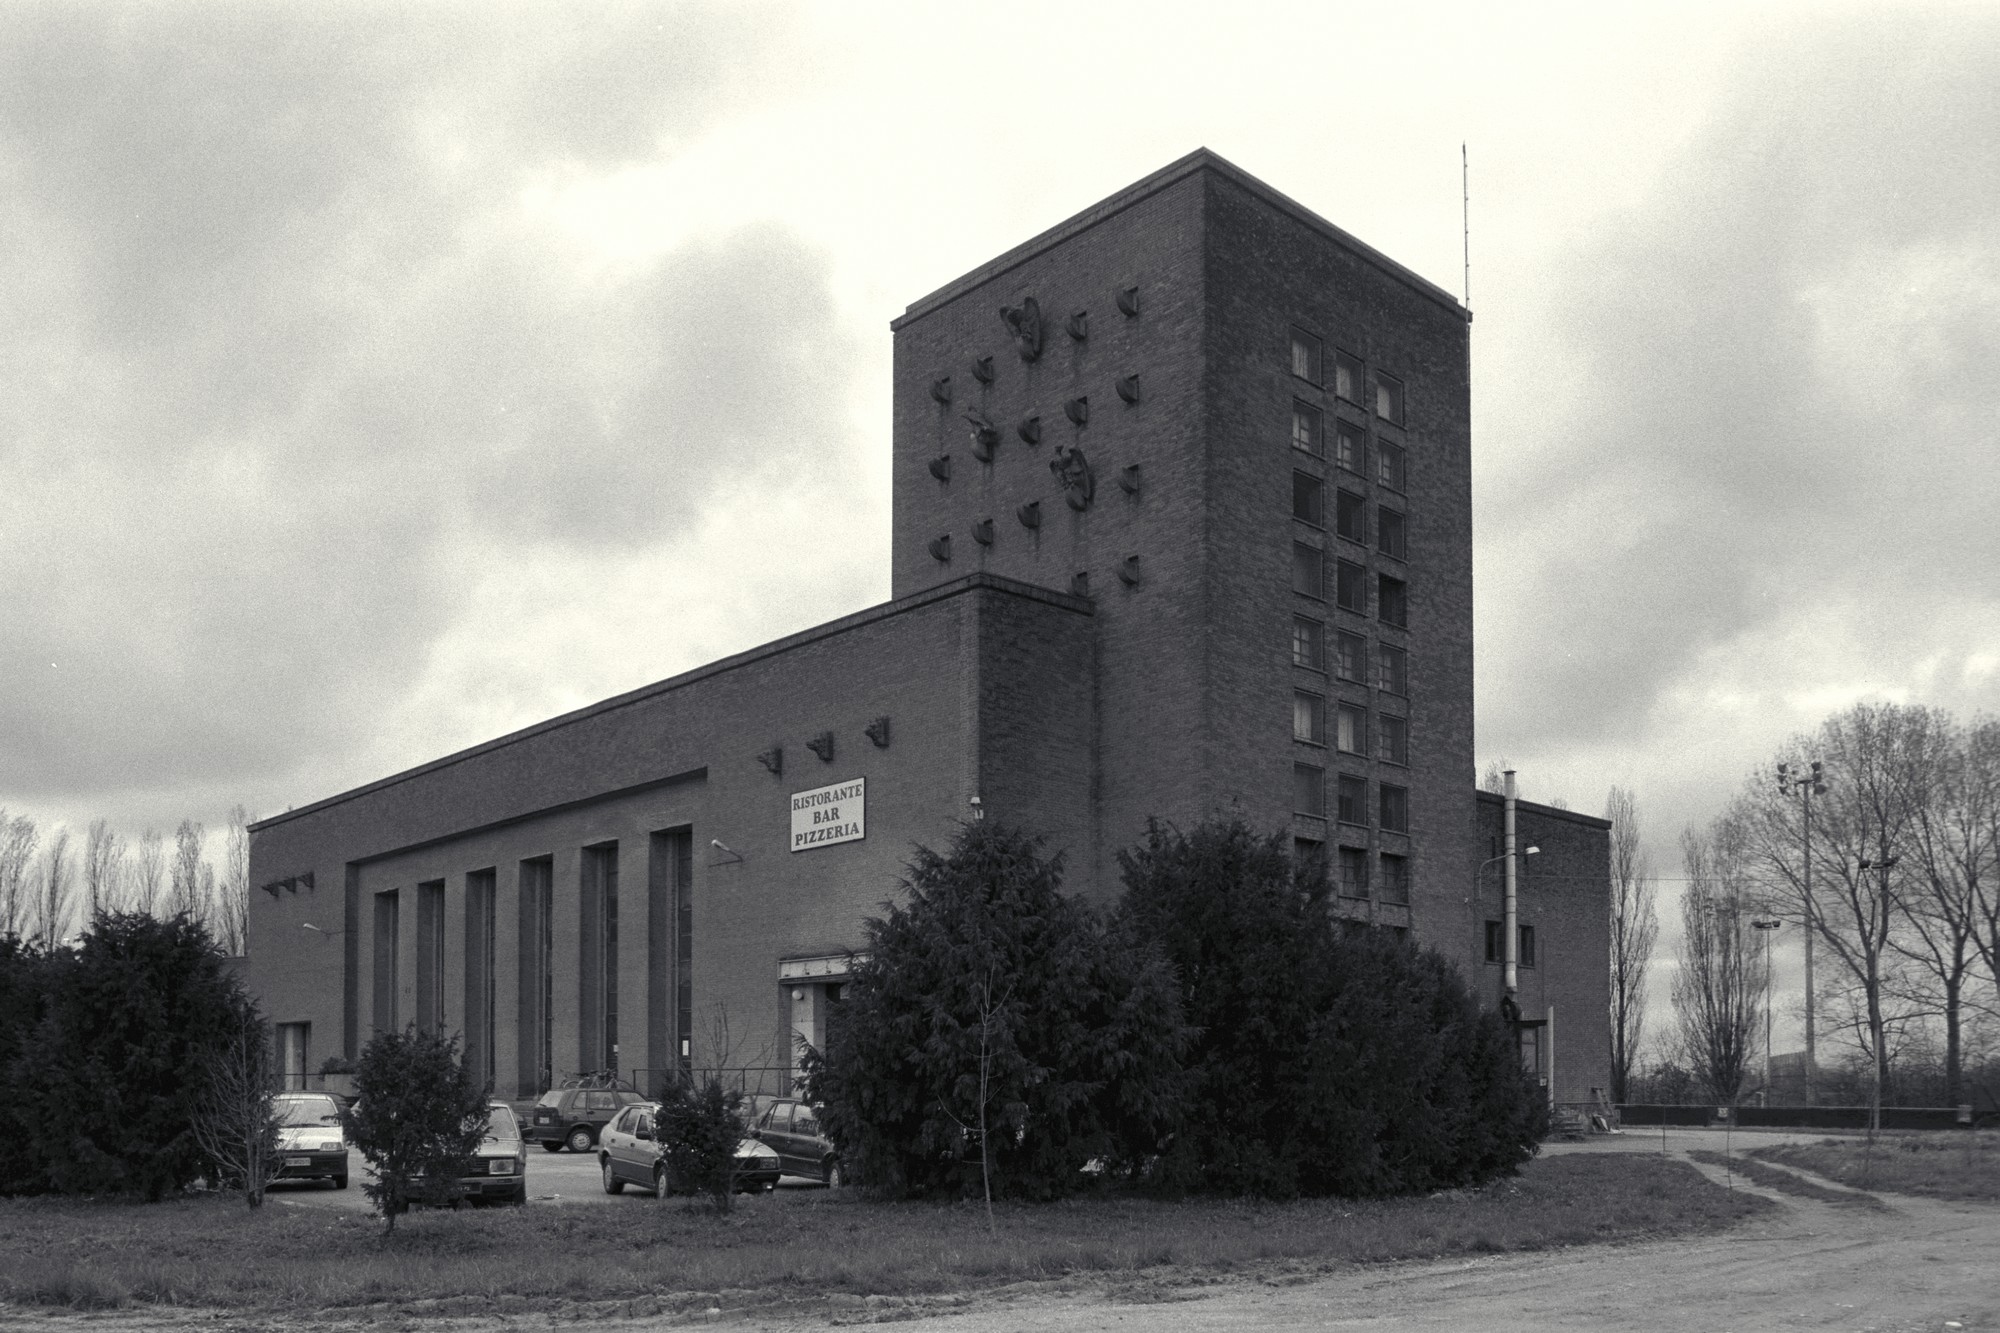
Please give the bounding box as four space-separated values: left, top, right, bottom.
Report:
1049 443 1094 511
999 297 1043 362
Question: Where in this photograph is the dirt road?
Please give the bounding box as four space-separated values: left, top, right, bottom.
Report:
821 1151 1996 1333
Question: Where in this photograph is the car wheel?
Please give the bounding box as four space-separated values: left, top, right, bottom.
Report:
332 1172 348 1190
566 1126 595 1154
601 1158 624 1195
652 1164 671 1200
540 1140 563 1153
823 1159 843 1188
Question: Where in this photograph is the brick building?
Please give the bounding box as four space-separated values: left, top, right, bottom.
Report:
245 149 1611 1109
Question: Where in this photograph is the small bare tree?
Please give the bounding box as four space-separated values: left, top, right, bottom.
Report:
0 812 38 941
1674 824 1764 1105
83 818 126 919
1606 786 1658 1103
219 806 251 955
190 1007 280 1209
37 826 75 950
134 828 166 917
171 819 205 921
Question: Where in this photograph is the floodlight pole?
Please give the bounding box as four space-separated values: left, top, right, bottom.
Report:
1504 770 1519 998
1777 760 1825 1105
1751 918 1783 1103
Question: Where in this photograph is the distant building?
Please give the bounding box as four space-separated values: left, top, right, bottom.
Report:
245 150 1610 1107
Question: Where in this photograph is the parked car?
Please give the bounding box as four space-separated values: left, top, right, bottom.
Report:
751 1099 842 1186
529 1084 647 1153
453 1102 527 1205
272 1091 349 1189
596 1101 781 1197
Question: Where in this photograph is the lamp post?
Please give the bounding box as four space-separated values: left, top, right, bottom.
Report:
1751 918 1783 1103
1777 760 1825 1103
1857 853 1899 1139
1475 843 1540 1001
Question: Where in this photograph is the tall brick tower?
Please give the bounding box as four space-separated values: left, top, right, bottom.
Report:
889 149 1474 936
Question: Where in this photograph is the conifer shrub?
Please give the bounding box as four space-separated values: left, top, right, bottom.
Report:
1118 818 1544 1198
805 822 1187 1200
652 1076 746 1209
344 1025 489 1232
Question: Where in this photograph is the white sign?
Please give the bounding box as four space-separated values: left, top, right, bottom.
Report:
790 778 865 853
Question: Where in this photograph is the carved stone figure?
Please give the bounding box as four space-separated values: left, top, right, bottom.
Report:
963 411 1000 462
972 356 995 385
756 747 783 776
999 297 1043 361
1049 443 1095 511
865 716 891 749
807 731 835 763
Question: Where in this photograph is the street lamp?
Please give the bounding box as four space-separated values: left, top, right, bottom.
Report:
1777 760 1825 1103
1751 917 1783 1103
1475 845 1540 999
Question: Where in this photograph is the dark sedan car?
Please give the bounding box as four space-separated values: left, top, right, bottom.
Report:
529 1085 647 1153
751 1099 842 1186
597 1101 780 1198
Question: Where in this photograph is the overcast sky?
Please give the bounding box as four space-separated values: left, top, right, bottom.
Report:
4 3 1996 1041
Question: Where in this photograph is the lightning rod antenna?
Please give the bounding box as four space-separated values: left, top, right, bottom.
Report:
1462 142 1470 310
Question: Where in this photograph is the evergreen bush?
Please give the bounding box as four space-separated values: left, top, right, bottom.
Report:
344 1025 489 1232
652 1076 746 1209
806 822 1186 1201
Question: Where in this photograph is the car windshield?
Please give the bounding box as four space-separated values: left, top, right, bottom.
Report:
276 1097 342 1126
534 1090 564 1107
485 1106 519 1141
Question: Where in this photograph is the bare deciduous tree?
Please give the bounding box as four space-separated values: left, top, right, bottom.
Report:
190 1009 280 1209
134 828 166 917
83 818 125 920
37 826 76 950
171 819 206 921
1606 786 1658 1103
0 812 38 941
216 805 251 956
1673 824 1764 1105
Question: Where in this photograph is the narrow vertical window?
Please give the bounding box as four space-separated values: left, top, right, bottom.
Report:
1377 507 1406 559
1336 559 1367 612
1293 690 1326 744
1378 713 1409 765
1379 783 1410 833
1519 924 1537 968
1292 762 1326 817
1337 845 1370 897
416 880 444 1035
1292 616 1325 672
1334 631 1366 683
1376 439 1406 491
463 869 496 1092
372 889 399 1035
1335 702 1368 755
1293 542 1325 599
583 843 619 1076
1378 574 1408 627
1337 774 1367 825
275 1022 310 1091
517 857 553 1094
1375 373 1404 425
1334 351 1363 403
1376 642 1408 695
1380 853 1410 905
1336 489 1368 543
1292 401 1322 455
1292 472 1325 526
1335 421 1366 473
1290 329 1322 383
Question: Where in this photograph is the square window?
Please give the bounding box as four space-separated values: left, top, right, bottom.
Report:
1334 351 1363 404
1378 574 1408 627
1376 439 1406 491
1376 642 1407 695
1377 507 1407 560
1333 630 1366 683
1292 471 1324 527
1292 542 1325 599
1337 774 1367 824
1337 845 1370 898
1375 373 1404 425
1335 489 1368 543
1293 690 1326 745
1335 702 1367 754
1292 401 1322 455
1290 329 1322 384
1380 853 1410 905
1336 559 1368 612
1378 714 1408 765
1379 783 1409 833
1292 616 1325 671
1293 762 1325 817
1335 422 1366 474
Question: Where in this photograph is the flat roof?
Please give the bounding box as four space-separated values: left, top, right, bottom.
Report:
1474 788 1614 831
892 147 1467 330
249 573 1090 835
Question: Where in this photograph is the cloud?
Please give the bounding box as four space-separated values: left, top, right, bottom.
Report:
1477 11 2000 772
0 2 865 822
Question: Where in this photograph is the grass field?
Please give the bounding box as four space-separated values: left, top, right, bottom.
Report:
1685 1149 1890 1210
1751 1132 2000 1201
0 1155 1769 1319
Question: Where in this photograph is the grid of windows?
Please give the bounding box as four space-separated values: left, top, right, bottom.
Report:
1334 630 1366 682
1293 762 1325 817
1377 507 1406 560
1336 559 1367 612
1379 783 1409 833
1379 853 1410 905
1333 351 1363 404
1292 401 1322 455
1291 329 1322 383
1292 616 1325 671
1335 489 1367 543
1378 714 1409 765
1293 690 1326 745
1378 574 1407 627
1293 542 1325 599
1293 472 1324 526
1335 702 1367 755
1337 774 1367 825
1376 642 1407 695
